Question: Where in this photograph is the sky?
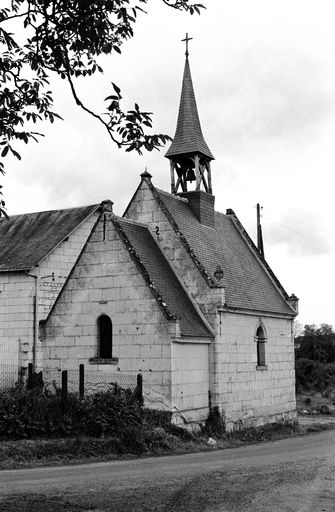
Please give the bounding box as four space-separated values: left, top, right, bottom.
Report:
2 0 335 328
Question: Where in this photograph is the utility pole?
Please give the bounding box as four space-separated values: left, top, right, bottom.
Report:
257 203 265 259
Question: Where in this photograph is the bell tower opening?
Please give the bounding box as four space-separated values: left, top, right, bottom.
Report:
170 154 212 194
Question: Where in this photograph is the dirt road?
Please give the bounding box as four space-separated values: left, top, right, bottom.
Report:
1 430 334 511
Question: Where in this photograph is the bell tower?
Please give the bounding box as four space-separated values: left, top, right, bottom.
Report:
165 34 214 195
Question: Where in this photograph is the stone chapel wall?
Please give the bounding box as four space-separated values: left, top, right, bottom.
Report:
214 311 296 430
0 212 99 373
36 211 100 319
0 273 35 371
124 180 216 325
42 213 176 407
171 339 210 422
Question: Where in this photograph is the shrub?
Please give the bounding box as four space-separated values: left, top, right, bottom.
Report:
204 406 225 437
0 386 144 445
295 358 335 393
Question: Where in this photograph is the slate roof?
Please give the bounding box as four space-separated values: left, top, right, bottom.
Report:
165 57 214 160
117 218 213 338
155 189 294 316
0 205 99 271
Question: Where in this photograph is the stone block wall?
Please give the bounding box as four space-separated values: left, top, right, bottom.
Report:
43 213 176 407
124 179 216 324
37 211 99 319
0 211 99 371
0 273 35 371
171 340 210 422
213 311 296 429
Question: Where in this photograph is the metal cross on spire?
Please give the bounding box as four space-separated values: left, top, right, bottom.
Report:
181 33 193 57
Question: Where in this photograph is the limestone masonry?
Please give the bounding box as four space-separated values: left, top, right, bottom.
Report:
0 51 298 429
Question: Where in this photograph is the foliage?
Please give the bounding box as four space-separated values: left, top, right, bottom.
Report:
204 405 225 437
0 386 142 445
226 421 300 443
295 323 335 364
295 358 335 393
0 385 195 452
0 0 205 214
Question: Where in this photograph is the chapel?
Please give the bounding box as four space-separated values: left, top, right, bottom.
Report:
0 44 298 429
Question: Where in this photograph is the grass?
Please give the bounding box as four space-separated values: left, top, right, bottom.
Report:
1 388 334 471
0 420 316 470
296 391 335 414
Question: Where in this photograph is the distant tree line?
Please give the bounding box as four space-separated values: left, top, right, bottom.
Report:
295 324 335 363
295 324 335 393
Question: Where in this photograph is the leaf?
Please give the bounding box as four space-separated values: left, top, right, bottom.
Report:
104 95 119 101
10 148 21 160
1 146 9 158
111 82 121 95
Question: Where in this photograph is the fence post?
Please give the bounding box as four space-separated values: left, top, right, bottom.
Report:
27 362 33 388
137 373 143 405
62 370 68 399
79 364 84 398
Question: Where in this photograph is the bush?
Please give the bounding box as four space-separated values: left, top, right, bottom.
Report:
295 358 335 393
0 387 196 454
204 406 225 437
0 387 144 447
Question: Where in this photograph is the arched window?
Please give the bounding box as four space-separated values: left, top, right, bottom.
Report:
98 315 113 359
256 325 267 367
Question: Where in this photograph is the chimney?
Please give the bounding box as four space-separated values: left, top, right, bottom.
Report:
179 190 215 228
288 294 299 314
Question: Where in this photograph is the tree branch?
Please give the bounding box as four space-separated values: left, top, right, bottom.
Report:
65 70 122 147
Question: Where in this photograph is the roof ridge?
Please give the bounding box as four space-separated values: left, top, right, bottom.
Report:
3 203 100 219
150 186 217 287
117 217 213 337
116 216 150 229
0 204 100 272
225 209 296 313
155 188 188 203
112 218 176 321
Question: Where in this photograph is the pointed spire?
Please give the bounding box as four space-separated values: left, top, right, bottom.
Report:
165 56 214 160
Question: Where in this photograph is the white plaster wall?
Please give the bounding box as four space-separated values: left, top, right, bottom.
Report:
214 311 296 428
171 340 210 422
43 213 175 406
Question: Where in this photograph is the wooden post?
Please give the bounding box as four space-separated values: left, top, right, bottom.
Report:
62 370 68 399
27 362 33 389
195 155 201 190
207 161 212 195
79 364 84 398
170 160 176 194
137 373 143 405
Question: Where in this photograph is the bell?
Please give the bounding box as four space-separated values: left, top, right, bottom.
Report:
186 168 196 182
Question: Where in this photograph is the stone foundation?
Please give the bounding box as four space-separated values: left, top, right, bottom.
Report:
225 409 297 432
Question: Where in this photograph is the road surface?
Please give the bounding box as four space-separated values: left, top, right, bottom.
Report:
0 430 334 511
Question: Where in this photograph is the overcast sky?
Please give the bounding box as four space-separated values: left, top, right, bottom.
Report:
3 0 335 328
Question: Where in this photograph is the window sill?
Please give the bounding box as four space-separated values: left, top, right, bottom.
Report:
256 364 268 371
89 357 119 365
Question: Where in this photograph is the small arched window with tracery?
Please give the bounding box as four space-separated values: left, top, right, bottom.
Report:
256 325 267 368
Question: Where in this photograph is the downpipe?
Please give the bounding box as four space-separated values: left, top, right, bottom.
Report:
25 271 39 368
